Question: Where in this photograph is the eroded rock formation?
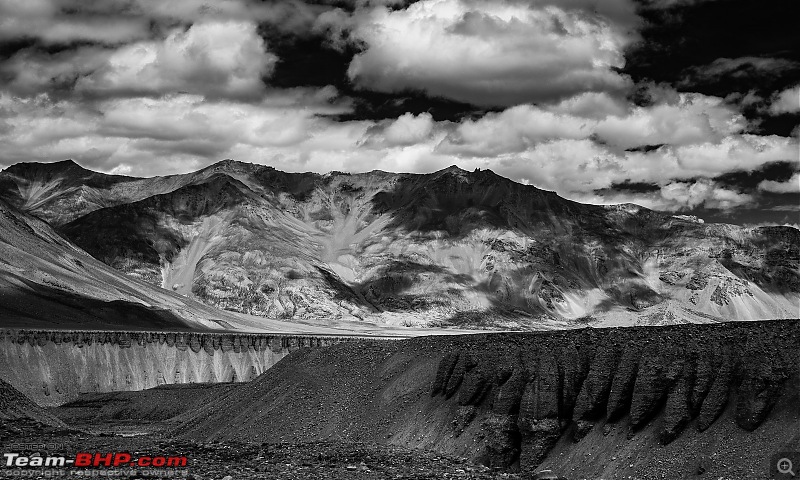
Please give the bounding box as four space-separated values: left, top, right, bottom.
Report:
0 330 356 406
429 321 799 469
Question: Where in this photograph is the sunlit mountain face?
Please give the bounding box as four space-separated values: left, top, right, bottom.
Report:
1 160 796 329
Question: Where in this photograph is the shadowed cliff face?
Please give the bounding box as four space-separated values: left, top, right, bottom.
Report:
172 320 799 477
2 160 798 329
432 322 799 469
428 320 799 471
0 330 357 406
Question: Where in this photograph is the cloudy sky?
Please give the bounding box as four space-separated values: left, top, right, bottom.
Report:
0 0 797 224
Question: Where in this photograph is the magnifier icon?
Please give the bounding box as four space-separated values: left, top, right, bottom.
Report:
778 458 796 476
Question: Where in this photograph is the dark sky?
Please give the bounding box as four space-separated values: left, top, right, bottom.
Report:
0 0 797 225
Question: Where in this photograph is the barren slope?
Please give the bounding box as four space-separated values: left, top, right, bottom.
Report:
0 377 67 439
174 320 800 478
0 197 369 331
0 160 205 226
49 160 799 329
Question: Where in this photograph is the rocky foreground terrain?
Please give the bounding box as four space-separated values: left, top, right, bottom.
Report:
170 319 799 478
0 320 797 479
1 159 797 330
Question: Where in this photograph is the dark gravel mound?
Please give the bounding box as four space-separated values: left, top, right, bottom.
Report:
0 434 544 480
55 383 242 426
174 319 800 478
0 378 69 440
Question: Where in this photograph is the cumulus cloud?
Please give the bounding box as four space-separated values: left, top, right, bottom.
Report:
0 89 358 175
342 0 635 106
0 0 326 45
74 21 276 100
659 179 754 211
1 47 110 97
0 0 331 102
439 106 592 156
724 90 764 109
577 180 758 213
381 112 436 146
593 94 746 148
436 91 749 157
0 0 151 44
546 92 630 119
768 85 800 115
758 173 800 193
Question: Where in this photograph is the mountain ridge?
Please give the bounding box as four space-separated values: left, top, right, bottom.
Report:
1 159 797 330
0 196 388 333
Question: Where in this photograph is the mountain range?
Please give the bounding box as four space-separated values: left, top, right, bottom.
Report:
0 159 797 330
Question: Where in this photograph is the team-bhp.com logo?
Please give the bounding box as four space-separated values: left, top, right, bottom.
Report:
4 452 188 468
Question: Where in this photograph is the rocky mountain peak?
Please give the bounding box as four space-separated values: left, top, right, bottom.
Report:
202 159 264 175
2 159 92 180
440 164 467 173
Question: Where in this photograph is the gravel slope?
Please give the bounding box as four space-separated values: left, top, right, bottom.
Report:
173 320 800 478
0 378 68 439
